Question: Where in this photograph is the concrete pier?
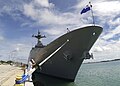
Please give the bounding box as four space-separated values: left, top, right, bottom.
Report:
0 65 23 86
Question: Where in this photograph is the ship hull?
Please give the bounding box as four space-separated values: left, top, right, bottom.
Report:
29 26 103 83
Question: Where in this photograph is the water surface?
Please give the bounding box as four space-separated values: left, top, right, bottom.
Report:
34 60 120 86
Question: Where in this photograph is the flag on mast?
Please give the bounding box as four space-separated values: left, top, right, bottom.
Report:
80 5 91 14
80 2 95 25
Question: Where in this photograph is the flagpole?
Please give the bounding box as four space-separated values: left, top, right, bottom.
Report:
89 2 95 26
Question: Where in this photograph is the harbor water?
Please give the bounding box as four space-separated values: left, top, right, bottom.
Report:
35 60 120 86
75 60 120 86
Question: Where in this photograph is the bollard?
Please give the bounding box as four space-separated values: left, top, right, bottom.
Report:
15 75 24 86
15 74 29 86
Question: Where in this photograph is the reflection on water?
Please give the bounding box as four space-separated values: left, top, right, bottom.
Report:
33 60 120 86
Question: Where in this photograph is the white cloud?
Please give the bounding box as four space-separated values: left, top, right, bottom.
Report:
1 42 31 63
94 1 120 16
23 3 37 19
92 36 120 53
102 25 120 40
35 0 50 7
89 38 120 62
23 4 80 26
93 46 103 52
109 18 120 26
0 25 5 41
43 28 65 36
34 0 54 8
23 0 91 27
23 0 54 21
0 0 28 21
75 0 91 9
0 34 33 63
0 36 4 41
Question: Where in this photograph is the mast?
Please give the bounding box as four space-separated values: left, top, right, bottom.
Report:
89 2 95 26
32 30 46 48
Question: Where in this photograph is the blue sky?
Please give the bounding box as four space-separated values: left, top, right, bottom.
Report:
0 0 120 63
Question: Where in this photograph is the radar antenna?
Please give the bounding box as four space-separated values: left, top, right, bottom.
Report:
32 30 46 48
32 30 46 42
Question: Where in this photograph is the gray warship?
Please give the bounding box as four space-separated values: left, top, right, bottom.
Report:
28 25 103 86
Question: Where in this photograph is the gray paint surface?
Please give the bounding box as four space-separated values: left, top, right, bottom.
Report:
29 26 103 81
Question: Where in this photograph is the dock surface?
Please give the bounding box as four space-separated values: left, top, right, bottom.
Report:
0 64 23 86
25 81 34 86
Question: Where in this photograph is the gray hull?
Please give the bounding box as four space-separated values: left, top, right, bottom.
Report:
29 26 103 81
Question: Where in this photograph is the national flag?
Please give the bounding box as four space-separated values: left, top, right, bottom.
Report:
80 5 91 14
